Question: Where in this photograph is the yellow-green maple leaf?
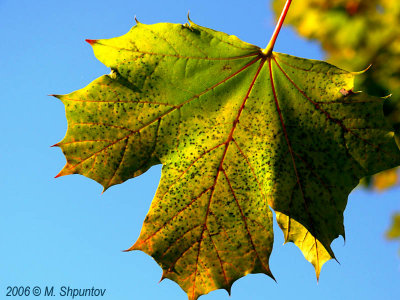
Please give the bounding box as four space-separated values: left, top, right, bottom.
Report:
54 18 400 299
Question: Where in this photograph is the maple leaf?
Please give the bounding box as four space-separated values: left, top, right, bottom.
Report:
53 3 400 299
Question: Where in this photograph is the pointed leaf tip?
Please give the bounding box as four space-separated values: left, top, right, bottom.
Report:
159 274 166 283
54 168 67 178
49 94 61 100
187 11 194 25
54 168 70 178
269 270 277 283
334 257 341 265
85 39 98 45
351 64 372 75
122 243 136 252
54 165 74 178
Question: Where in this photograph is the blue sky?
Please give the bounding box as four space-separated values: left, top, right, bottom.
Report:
0 0 399 299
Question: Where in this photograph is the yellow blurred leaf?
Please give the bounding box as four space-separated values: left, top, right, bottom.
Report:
387 214 400 251
373 168 398 191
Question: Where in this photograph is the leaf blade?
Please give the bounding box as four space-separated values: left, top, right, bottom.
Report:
55 20 400 298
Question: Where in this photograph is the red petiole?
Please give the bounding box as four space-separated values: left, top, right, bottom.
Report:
263 0 292 56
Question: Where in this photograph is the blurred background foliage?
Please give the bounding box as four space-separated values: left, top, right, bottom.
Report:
272 0 400 245
387 213 400 251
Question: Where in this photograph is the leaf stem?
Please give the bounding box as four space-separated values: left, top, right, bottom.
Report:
263 0 292 56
